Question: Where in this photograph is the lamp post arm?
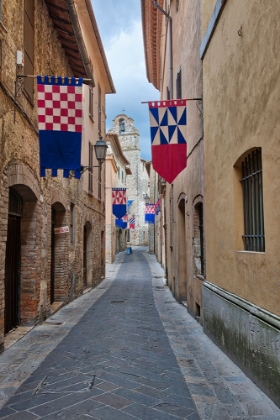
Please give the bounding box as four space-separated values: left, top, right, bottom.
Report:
80 164 102 175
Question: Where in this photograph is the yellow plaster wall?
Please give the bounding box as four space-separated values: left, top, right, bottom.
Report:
201 0 216 38
162 0 203 312
202 0 280 314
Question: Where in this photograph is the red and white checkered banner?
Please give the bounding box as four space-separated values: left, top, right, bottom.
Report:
37 76 83 179
145 204 156 224
37 78 83 132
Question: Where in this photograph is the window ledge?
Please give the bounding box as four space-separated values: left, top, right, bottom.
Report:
236 250 265 255
195 274 205 281
0 21 8 34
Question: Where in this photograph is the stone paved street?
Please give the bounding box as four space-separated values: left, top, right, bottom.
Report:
0 247 279 419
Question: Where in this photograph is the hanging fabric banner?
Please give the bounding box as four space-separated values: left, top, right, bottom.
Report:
112 188 127 219
37 76 83 179
156 198 161 215
127 199 134 209
122 214 128 229
115 216 127 229
148 99 187 184
145 204 156 224
129 217 135 231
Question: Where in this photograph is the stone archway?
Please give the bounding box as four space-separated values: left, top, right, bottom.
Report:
175 195 187 303
2 163 41 336
51 201 68 303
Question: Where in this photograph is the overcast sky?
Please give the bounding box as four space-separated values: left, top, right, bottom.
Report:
91 0 159 161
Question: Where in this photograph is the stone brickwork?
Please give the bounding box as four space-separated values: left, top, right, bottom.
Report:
108 115 149 246
0 1 107 351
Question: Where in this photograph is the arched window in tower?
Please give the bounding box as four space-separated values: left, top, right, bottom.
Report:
119 119 125 133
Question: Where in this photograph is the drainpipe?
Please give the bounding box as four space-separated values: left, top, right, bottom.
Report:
153 1 173 99
66 0 95 84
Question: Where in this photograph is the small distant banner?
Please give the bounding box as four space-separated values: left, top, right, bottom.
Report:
122 214 128 229
145 204 156 224
156 198 161 215
115 217 127 229
37 76 83 179
112 188 127 219
129 217 135 231
148 99 187 184
127 199 134 209
54 226 69 234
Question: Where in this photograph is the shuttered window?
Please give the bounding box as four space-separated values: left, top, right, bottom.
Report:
88 142 93 193
24 0 34 101
98 165 101 199
176 68 182 99
89 85 93 118
98 84 101 133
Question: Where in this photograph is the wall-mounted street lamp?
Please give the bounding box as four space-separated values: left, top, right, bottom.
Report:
144 194 150 205
81 136 108 174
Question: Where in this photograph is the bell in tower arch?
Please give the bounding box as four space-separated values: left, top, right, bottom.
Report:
119 119 125 133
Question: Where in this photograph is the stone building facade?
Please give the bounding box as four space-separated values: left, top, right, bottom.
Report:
0 0 114 350
142 0 280 406
141 0 204 314
108 115 149 247
105 133 132 264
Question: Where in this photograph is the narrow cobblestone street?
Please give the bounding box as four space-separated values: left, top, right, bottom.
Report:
0 247 279 420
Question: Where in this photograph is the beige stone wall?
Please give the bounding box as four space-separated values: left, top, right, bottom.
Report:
108 115 149 247
161 0 204 316
200 0 216 36
202 0 280 315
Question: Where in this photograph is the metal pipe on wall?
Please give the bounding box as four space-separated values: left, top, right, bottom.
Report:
153 1 173 99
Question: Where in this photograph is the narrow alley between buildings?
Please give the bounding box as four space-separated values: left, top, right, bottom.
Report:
0 247 278 420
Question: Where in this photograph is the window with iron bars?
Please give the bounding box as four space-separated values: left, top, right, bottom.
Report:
240 148 265 252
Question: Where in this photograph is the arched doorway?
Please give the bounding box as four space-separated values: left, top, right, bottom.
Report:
3 164 40 335
83 222 92 288
51 202 67 303
176 198 187 302
5 188 23 334
51 207 56 304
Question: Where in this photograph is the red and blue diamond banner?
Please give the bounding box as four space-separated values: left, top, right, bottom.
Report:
148 100 187 184
112 188 127 219
145 204 156 224
37 76 83 179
